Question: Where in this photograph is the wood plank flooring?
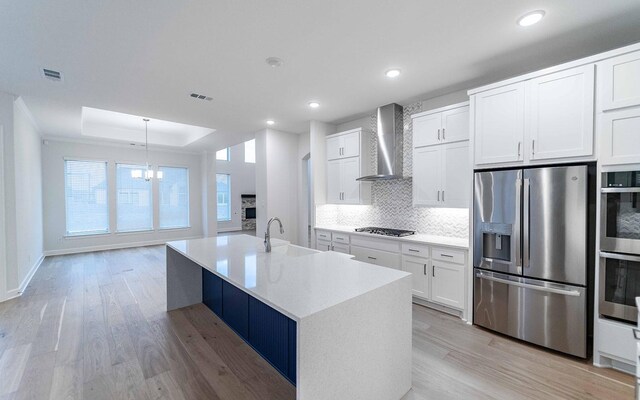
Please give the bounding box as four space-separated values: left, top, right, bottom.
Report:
0 245 634 400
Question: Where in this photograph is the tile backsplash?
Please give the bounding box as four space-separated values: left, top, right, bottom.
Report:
316 100 470 239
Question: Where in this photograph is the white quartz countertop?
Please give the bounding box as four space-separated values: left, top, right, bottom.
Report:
167 235 411 321
314 225 469 249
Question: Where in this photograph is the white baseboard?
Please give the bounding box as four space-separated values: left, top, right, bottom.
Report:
43 235 202 256
217 226 243 233
2 253 45 302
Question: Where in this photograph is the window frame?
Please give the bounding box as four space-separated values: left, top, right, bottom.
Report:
63 159 110 237
115 162 154 233
216 173 232 222
216 147 230 161
244 139 256 163
158 165 191 230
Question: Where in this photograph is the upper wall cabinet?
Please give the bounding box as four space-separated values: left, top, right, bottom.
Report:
327 129 361 160
473 82 526 166
413 105 469 148
326 128 372 205
599 50 640 112
472 65 595 167
412 102 470 208
527 65 595 161
600 108 640 166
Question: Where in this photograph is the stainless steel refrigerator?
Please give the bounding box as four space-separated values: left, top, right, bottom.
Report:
473 165 593 358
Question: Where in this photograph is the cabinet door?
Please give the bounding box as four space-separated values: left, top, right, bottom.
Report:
203 269 223 317
431 261 465 309
441 106 469 143
413 146 442 206
326 136 342 160
474 82 525 165
341 131 360 158
327 159 342 203
600 51 640 111
600 108 640 166
413 113 442 147
527 65 594 161
332 243 350 254
248 297 291 380
341 157 361 204
402 256 429 299
441 142 470 208
317 239 331 251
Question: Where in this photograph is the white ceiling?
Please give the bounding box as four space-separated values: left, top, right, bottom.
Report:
1 0 640 151
81 107 214 147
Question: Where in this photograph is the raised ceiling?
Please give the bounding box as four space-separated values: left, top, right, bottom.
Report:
1 0 640 151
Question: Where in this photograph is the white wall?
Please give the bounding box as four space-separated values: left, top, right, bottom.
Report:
41 139 204 254
297 133 311 247
0 93 45 301
255 129 299 244
216 141 256 232
13 98 44 291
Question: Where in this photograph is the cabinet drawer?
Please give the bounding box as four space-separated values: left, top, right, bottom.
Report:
350 245 400 269
332 232 350 244
597 318 635 364
332 243 350 254
316 239 331 251
401 243 430 257
351 235 401 253
316 230 331 241
432 247 465 265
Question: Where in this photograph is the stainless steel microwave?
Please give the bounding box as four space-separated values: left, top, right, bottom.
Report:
601 171 640 254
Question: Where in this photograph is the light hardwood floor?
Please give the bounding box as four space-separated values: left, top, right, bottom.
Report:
0 245 634 400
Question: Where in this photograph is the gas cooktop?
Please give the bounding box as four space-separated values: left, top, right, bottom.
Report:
355 227 416 237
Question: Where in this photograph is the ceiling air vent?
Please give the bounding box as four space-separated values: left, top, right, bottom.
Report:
42 68 63 81
190 93 212 101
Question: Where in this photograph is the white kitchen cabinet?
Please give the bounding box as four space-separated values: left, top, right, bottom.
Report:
327 158 367 204
599 50 640 111
316 239 331 251
412 104 469 148
326 128 372 205
327 129 360 160
350 245 401 270
600 107 640 166
413 146 441 206
402 255 429 299
441 106 470 143
473 82 525 166
413 142 470 208
413 112 442 147
431 260 465 309
527 65 595 161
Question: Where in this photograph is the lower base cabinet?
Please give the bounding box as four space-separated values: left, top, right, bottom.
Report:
202 269 297 385
431 260 465 309
401 255 429 298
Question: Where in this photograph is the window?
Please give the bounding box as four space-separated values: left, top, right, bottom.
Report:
244 139 256 163
116 164 152 232
216 174 231 221
159 166 189 229
64 160 109 235
216 148 229 161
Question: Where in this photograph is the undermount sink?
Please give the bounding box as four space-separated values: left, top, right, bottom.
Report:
268 243 319 257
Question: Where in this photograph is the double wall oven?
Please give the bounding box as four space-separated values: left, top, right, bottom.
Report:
600 170 640 323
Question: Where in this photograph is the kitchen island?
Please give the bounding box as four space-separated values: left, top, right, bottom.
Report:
166 234 412 400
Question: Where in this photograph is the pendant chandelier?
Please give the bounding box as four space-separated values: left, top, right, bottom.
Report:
131 118 163 181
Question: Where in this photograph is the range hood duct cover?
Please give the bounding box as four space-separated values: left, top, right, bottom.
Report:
357 103 404 181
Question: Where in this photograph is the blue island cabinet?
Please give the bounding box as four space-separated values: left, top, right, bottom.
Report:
202 269 297 385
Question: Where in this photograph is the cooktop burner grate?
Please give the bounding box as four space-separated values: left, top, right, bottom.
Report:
355 227 416 237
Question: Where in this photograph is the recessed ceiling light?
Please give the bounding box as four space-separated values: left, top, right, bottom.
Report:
517 10 545 27
385 69 401 78
266 120 275 125
265 57 284 67
308 101 320 108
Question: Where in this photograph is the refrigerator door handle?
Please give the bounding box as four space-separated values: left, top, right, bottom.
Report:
514 178 523 273
600 251 640 263
523 178 530 269
475 271 581 297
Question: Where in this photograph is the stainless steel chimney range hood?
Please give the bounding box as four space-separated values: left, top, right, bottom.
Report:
356 103 404 181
